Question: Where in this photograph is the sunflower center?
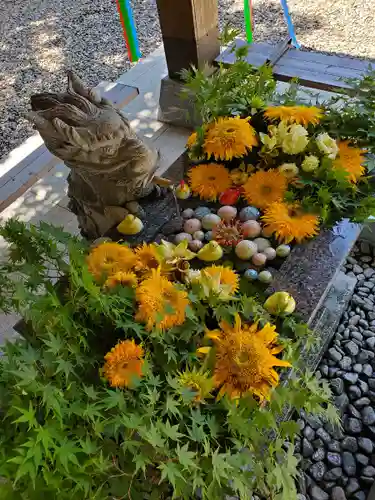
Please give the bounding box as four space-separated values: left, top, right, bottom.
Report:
261 185 272 195
226 128 235 133
208 176 216 181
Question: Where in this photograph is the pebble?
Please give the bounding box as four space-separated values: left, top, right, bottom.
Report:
324 467 343 481
310 485 329 500
302 438 314 458
329 347 343 362
316 427 331 444
358 437 373 454
341 436 358 453
363 364 373 377
344 418 363 434
344 341 359 356
345 478 360 495
354 397 371 409
348 385 361 400
362 407 375 426
312 448 325 461
327 452 342 467
339 356 352 370
309 461 326 481
343 372 358 384
331 378 344 395
331 486 347 500
328 440 341 452
362 465 375 477
356 453 369 466
342 451 357 476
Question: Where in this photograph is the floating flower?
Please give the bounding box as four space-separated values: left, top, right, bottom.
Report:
186 132 198 149
213 219 244 247
301 155 320 173
135 268 189 331
188 163 232 201
243 169 288 210
134 243 162 276
206 314 291 401
264 105 323 127
200 265 239 300
262 202 320 244
203 116 258 161
103 340 144 388
87 242 136 280
281 123 309 155
316 133 339 159
278 163 299 179
333 141 366 183
177 368 214 403
104 271 138 289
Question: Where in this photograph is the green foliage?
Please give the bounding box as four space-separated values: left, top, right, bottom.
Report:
0 220 337 499
180 36 276 124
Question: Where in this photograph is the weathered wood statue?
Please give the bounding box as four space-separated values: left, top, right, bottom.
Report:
28 71 162 239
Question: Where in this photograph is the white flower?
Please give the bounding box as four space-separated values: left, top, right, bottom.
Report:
301 155 320 172
279 163 299 178
316 133 338 159
259 132 278 151
281 124 309 155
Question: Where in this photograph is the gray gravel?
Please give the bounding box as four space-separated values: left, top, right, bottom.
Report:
1 0 375 161
296 241 375 500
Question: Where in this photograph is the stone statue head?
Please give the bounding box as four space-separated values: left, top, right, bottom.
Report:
28 71 158 184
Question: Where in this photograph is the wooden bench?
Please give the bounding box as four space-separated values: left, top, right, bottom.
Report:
217 39 373 92
0 82 139 213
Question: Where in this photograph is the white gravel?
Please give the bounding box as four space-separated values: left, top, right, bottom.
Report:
1 0 375 161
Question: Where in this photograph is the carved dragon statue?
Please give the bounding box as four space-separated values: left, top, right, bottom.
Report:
28 71 168 239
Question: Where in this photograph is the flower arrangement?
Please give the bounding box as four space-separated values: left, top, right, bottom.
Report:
0 219 338 500
185 106 375 244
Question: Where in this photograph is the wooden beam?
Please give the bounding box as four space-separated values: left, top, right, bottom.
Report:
156 0 220 78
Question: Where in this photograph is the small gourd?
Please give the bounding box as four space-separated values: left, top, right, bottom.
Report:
252 253 267 267
217 205 237 222
244 269 258 281
239 206 260 222
258 270 273 284
242 220 261 238
184 218 202 234
276 244 291 258
194 206 211 220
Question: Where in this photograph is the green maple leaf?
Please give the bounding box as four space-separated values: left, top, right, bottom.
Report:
159 420 184 442
158 461 186 490
176 444 197 471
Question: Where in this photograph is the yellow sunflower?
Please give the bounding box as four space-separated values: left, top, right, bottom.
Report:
202 265 239 297
264 105 323 127
186 131 198 149
188 163 232 201
87 242 136 281
104 271 138 289
242 169 288 210
135 267 189 331
177 368 214 403
103 340 144 388
207 314 290 401
134 243 162 276
333 141 366 183
203 116 258 161
262 202 320 244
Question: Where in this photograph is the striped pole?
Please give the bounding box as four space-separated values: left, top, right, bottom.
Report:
244 0 253 44
279 0 300 48
116 0 141 62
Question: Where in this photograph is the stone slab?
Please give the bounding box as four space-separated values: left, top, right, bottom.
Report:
268 221 361 324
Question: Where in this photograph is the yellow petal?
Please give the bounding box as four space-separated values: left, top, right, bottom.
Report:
197 346 212 355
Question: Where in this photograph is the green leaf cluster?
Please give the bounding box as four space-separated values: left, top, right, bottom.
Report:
0 220 337 499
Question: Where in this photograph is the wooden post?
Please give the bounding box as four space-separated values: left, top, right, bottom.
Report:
156 0 220 78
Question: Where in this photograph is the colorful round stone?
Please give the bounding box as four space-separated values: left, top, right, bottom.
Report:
175 232 193 244
239 206 260 222
217 205 237 222
276 244 291 258
183 218 202 234
242 220 262 238
263 247 277 260
193 230 205 241
201 213 221 230
244 269 258 281
189 239 203 251
235 240 257 260
252 252 267 266
182 208 195 219
258 270 273 284
194 206 212 220
205 231 213 241
253 237 271 252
